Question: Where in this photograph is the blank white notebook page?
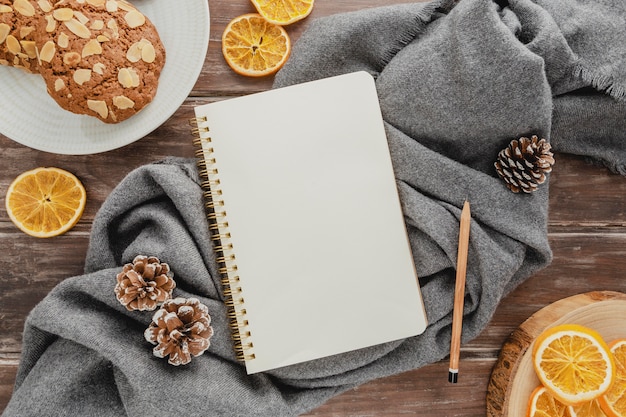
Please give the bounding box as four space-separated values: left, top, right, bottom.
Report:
194 71 427 374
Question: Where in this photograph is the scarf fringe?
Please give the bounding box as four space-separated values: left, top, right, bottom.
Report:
575 64 626 102
378 0 457 70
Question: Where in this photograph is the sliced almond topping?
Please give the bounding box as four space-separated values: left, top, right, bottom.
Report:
141 42 156 63
117 68 130 87
0 59 9 66
117 67 139 88
81 39 102 57
106 18 119 40
37 0 53 12
54 78 65 91
105 0 117 12
39 40 56 63
93 62 105 74
124 10 145 28
129 68 140 86
73 68 91 85
0 23 10 44
15 63 30 72
58 32 69 48
113 95 135 109
126 38 155 63
64 18 91 39
19 26 35 39
20 40 37 58
18 27 34 39
90 19 104 30
73 10 89 25
14 0 35 17
96 34 109 42
53 8 74 22
126 42 141 63
45 15 57 32
0 5 13 13
63 51 81 66
87 99 108 119
6 35 21 55
86 0 106 6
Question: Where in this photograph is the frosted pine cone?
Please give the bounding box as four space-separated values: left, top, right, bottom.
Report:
114 255 176 311
494 135 555 193
144 297 214 366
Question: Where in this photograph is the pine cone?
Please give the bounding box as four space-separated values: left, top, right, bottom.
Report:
114 255 176 311
144 297 214 366
494 135 555 193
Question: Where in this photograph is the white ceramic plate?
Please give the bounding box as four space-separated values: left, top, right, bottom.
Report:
0 0 210 155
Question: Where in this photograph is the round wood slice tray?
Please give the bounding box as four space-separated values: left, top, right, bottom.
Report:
486 290 626 417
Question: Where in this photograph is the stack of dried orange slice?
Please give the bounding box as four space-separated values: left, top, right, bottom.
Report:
527 324 626 417
222 0 314 77
600 339 626 417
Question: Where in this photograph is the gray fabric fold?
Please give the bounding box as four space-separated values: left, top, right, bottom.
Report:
3 0 625 415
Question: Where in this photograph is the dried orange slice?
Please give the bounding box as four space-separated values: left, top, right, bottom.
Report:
527 386 573 417
569 398 609 417
533 324 616 406
222 13 291 77
250 0 314 25
5 167 86 238
599 339 626 417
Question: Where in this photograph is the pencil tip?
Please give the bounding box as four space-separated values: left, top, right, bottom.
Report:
448 371 458 384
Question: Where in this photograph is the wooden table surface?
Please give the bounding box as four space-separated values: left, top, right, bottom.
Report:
1 1 625 415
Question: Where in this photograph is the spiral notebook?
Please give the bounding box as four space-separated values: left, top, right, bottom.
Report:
191 71 427 374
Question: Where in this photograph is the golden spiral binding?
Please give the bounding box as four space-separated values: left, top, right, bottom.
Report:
217 254 236 263
214 243 233 252
190 116 255 363
207 211 227 221
219 265 239 274
209 222 229 231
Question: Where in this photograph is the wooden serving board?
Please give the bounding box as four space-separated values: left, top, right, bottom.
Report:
486 290 626 417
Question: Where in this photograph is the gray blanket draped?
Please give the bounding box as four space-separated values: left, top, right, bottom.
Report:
3 0 625 415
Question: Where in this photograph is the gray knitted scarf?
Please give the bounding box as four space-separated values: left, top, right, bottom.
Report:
3 0 625 415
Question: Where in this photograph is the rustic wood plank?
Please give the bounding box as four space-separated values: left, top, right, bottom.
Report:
0 359 18 413
548 155 626 227
303 361 494 417
0 233 89 353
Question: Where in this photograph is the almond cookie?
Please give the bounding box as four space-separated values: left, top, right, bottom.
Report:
0 0 51 72
34 0 166 123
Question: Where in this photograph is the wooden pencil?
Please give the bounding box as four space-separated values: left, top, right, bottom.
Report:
449 200 471 383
